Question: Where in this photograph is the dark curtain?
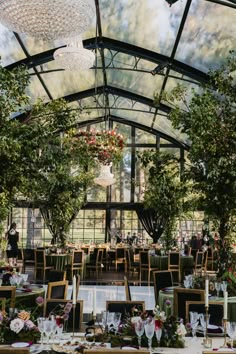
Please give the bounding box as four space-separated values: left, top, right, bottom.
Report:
135 205 165 243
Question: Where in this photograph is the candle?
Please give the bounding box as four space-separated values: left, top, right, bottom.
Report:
93 288 96 317
223 291 228 320
205 278 209 307
72 275 77 305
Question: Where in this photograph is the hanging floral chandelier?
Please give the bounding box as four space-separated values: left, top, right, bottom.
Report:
53 38 95 70
76 129 124 166
94 164 116 187
0 0 95 40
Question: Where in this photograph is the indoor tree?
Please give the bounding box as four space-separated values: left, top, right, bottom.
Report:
159 52 236 275
138 151 188 249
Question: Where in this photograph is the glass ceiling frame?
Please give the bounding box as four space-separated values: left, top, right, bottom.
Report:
4 0 236 150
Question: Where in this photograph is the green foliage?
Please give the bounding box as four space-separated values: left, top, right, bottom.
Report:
159 51 236 274
138 150 188 246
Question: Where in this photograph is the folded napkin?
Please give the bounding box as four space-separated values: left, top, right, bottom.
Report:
208 327 223 334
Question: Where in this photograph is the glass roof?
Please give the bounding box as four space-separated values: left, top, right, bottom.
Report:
0 0 235 148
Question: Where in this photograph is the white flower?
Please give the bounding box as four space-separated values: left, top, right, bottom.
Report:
10 318 24 333
131 316 141 324
177 323 187 337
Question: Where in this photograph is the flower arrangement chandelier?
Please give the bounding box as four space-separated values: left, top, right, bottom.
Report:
53 37 95 71
0 0 95 40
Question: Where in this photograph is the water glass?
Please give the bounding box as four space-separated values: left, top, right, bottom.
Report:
134 319 144 349
144 318 155 351
226 322 236 347
113 312 121 333
221 281 228 292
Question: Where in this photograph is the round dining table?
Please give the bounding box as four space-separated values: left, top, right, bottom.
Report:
46 253 72 270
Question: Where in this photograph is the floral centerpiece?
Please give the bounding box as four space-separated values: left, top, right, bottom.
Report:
0 310 40 344
87 304 189 349
75 128 124 165
0 296 44 344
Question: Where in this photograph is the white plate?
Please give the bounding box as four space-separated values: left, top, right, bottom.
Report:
12 342 29 348
208 324 218 330
122 347 137 351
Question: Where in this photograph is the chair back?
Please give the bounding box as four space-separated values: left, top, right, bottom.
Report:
124 276 131 301
0 286 16 309
153 270 173 304
186 301 224 327
72 250 84 265
44 299 83 331
195 251 204 268
23 248 35 261
106 300 145 321
96 248 104 264
116 248 125 259
48 270 66 282
35 249 46 265
139 251 149 267
47 280 68 299
168 252 180 268
174 287 205 323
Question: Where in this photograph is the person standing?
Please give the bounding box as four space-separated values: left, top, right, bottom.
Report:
5 222 19 267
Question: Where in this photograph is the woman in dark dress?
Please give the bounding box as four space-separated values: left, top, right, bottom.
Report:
5 222 19 267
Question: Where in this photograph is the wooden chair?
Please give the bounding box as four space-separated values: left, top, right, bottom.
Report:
115 247 126 271
46 280 68 299
168 252 180 284
124 276 132 301
48 270 66 282
22 248 35 273
34 249 53 283
186 300 224 327
153 270 173 304
70 274 80 301
86 248 104 279
139 251 158 286
106 300 145 321
0 286 16 309
0 297 6 311
66 250 84 281
44 299 83 331
194 251 208 275
125 248 139 277
174 287 205 323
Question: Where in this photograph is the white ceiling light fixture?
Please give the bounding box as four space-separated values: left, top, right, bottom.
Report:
0 0 95 40
53 37 95 70
94 164 116 188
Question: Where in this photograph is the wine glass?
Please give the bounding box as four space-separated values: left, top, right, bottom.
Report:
221 281 228 292
226 322 236 347
144 318 155 352
189 312 199 339
113 312 121 334
199 313 210 337
43 318 53 348
155 327 162 347
101 311 107 331
215 282 221 298
134 319 144 349
106 312 115 332
37 317 45 348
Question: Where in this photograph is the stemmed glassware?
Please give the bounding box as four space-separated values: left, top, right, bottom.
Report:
144 318 155 352
199 313 210 338
155 327 162 347
134 319 144 349
37 317 45 348
189 312 200 339
226 322 236 347
113 312 121 334
106 312 115 332
221 281 228 292
215 282 221 298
